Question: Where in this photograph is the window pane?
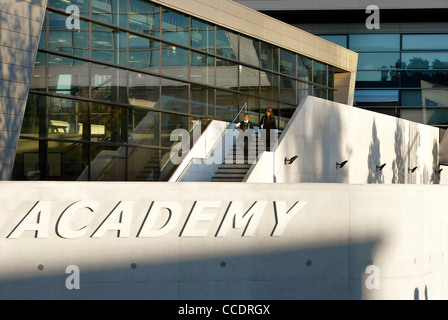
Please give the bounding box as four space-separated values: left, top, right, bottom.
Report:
161 44 189 80
129 35 160 70
280 49 296 77
358 53 401 70
318 35 347 48
280 76 296 105
92 24 127 66
48 0 89 17
402 34 448 51
127 147 160 180
356 70 400 88
21 94 46 136
349 34 400 52
402 89 448 107
161 8 189 46
260 41 279 71
191 52 215 86
48 12 89 58
216 28 237 60
215 89 237 121
298 55 312 82
401 108 448 126
92 0 127 27
239 65 259 91
190 84 213 116
401 70 448 88
260 71 278 100
160 78 188 113
328 66 334 88
239 35 259 67
216 59 238 90
128 71 159 109
161 113 189 147
91 103 127 144
128 108 159 146
401 52 448 70
313 61 327 86
89 144 126 180
129 0 160 35
48 97 89 141
48 55 89 97
354 90 399 107
191 18 215 54
91 64 128 103
31 52 46 91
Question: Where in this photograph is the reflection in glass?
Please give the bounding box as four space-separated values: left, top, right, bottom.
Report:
91 103 127 144
92 0 127 27
401 71 448 88
21 94 46 136
31 52 47 91
216 28 237 61
48 55 89 97
354 90 399 107
298 55 312 82
49 141 89 180
161 112 189 147
401 108 448 126
48 0 89 17
48 97 89 141
129 0 160 35
92 24 127 66
48 12 89 58
280 76 296 105
402 89 448 107
318 35 347 48
191 18 215 54
402 34 448 51
160 78 189 113
88 144 126 180
128 71 159 108
239 65 259 91
401 52 448 70
128 108 159 146
161 43 189 80
161 7 189 46
216 59 238 89
349 34 400 52
127 147 160 181
239 35 259 67
357 53 401 70
356 70 399 88
260 71 278 101
313 61 327 86
190 84 214 116
191 52 215 86
91 64 128 103
129 35 160 70
280 49 296 77
261 41 279 71
216 89 237 121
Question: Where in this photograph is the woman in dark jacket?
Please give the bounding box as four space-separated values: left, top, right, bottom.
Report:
260 108 276 151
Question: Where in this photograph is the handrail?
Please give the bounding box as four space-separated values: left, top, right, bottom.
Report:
174 102 247 182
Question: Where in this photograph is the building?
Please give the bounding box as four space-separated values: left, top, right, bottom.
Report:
235 0 448 129
0 0 357 181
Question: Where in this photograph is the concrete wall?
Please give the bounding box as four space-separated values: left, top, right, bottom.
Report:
0 181 448 300
246 96 441 184
0 0 46 180
234 0 448 10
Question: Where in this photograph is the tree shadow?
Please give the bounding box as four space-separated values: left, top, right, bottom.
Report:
367 120 384 184
392 120 405 184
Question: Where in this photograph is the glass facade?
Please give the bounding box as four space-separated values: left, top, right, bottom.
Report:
14 0 336 181
320 33 448 125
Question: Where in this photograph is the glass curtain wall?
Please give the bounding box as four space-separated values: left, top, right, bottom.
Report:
14 0 336 181
320 33 448 125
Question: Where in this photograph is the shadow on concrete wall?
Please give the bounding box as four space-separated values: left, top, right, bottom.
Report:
367 120 384 184
392 119 405 184
0 239 379 300
431 140 441 184
414 285 429 300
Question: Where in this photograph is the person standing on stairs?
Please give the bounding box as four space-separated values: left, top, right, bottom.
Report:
235 113 253 164
260 108 276 151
